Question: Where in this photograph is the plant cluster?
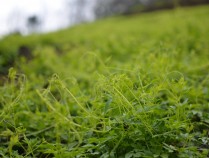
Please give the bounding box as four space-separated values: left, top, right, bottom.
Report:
0 5 209 158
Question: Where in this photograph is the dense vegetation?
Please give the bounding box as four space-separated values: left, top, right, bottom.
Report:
0 5 209 157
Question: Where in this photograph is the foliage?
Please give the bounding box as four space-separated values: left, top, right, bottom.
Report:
94 0 209 17
0 5 209 157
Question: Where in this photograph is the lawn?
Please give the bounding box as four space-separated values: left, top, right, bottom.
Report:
0 5 209 158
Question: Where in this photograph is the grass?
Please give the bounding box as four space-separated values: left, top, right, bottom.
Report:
0 5 209 158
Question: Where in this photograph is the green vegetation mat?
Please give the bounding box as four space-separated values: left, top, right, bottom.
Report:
0 5 209 158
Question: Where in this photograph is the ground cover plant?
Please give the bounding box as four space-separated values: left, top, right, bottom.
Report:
0 5 209 158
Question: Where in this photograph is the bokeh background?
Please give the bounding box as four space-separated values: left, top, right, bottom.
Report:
0 0 208 37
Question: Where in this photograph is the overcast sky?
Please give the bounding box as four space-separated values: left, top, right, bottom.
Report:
0 0 96 36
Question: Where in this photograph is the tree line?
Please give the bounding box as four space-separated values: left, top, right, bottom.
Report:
7 0 209 35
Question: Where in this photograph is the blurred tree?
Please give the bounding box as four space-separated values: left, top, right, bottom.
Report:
94 0 141 18
75 0 86 23
172 0 180 7
26 15 42 33
66 0 86 24
65 0 96 25
94 0 209 18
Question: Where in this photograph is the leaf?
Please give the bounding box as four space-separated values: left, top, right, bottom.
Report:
125 152 134 158
9 135 19 154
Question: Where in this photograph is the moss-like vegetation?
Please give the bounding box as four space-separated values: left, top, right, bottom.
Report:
0 5 209 157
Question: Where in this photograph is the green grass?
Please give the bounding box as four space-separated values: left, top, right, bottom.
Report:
0 5 209 158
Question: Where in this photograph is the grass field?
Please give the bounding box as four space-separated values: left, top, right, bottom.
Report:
0 5 209 158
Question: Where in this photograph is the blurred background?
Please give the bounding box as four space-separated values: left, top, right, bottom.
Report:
0 0 208 37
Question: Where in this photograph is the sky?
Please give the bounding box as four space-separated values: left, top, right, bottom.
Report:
0 0 96 36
